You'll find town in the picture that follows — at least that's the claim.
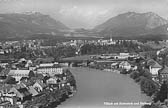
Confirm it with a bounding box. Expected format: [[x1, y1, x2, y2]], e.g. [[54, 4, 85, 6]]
[[0, 38, 168, 108]]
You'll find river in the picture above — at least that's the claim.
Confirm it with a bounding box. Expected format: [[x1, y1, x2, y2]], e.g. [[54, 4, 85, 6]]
[[58, 67, 151, 108]]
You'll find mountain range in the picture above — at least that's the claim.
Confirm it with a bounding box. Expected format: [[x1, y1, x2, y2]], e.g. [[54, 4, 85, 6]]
[[0, 12, 68, 39], [94, 12, 168, 39], [0, 11, 168, 40]]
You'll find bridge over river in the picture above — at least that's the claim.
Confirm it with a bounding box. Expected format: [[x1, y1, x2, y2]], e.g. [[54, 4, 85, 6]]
[[59, 67, 151, 108]]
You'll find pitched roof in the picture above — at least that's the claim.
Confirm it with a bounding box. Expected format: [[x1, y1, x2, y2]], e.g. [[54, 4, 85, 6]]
[[15, 83, 27, 89], [119, 61, 130, 66], [34, 80, 46, 88], [0, 69, 10, 76], [151, 62, 162, 68], [39, 63, 54, 67], [147, 59, 156, 66], [159, 66, 168, 74], [9, 86, 31, 97], [0, 84, 12, 93], [28, 86, 38, 96], [17, 88, 31, 97], [147, 59, 162, 68], [8, 70, 30, 76]]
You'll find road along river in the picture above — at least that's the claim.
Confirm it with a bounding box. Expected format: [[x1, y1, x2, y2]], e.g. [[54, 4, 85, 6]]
[[59, 67, 151, 108]]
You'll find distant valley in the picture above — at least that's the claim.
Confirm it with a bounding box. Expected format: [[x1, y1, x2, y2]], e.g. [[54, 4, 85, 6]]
[[0, 12, 168, 40]]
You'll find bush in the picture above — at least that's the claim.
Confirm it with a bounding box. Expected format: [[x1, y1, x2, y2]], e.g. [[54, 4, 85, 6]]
[[154, 81, 168, 102], [5, 76, 17, 84], [120, 69, 128, 74], [140, 76, 159, 96], [130, 71, 139, 79]]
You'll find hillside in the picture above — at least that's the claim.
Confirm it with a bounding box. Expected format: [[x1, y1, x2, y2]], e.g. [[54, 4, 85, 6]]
[[94, 12, 168, 38], [0, 12, 69, 38]]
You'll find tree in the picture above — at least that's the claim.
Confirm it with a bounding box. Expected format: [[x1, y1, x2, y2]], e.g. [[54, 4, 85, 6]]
[[140, 76, 159, 96], [28, 71, 35, 78], [156, 81, 168, 102], [120, 69, 128, 74], [43, 75, 50, 83], [142, 69, 152, 80], [130, 71, 139, 79], [5, 76, 17, 84]]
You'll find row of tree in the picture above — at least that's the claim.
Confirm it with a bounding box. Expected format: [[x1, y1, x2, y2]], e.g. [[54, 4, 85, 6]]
[[80, 41, 155, 55], [43, 46, 76, 60]]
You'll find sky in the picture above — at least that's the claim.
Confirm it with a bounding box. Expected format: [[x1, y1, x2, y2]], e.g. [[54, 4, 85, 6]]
[[0, 0, 168, 29]]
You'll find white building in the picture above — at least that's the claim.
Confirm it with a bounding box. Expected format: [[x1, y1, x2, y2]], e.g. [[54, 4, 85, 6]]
[[37, 67, 63, 76], [37, 63, 63, 76], [8, 70, 30, 81], [147, 59, 162, 80], [119, 61, 131, 71]]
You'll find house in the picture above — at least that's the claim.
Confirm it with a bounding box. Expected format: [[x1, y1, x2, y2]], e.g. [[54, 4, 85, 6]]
[[8, 85, 32, 103], [0, 62, 8, 68], [115, 53, 130, 59], [28, 66, 36, 71], [119, 61, 131, 71], [46, 77, 58, 84], [0, 85, 13, 94], [0, 101, 12, 108], [0, 49, 4, 55], [0, 76, 7, 83], [25, 60, 33, 68], [147, 59, 162, 75], [33, 81, 46, 92], [0, 69, 10, 76], [111, 62, 118, 69], [129, 52, 138, 58], [27, 86, 38, 97], [18, 58, 26, 63], [0, 92, 17, 106], [8, 70, 31, 81], [159, 66, 168, 83], [0, 85, 17, 106], [147, 59, 162, 80]]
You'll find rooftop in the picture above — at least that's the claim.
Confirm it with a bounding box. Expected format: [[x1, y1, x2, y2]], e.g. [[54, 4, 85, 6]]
[[8, 70, 30, 76], [159, 66, 168, 74]]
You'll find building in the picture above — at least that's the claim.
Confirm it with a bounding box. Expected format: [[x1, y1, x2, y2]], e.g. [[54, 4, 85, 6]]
[[27, 86, 38, 97], [46, 77, 58, 84], [0, 63, 8, 68], [0, 92, 16, 106], [159, 66, 168, 83], [147, 59, 162, 80], [36, 63, 63, 76], [8, 70, 31, 81], [8, 85, 32, 103], [118, 53, 130, 59], [119, 61, 131, 71], [33, 81, 46, 92], [0, 101, 12, 108]]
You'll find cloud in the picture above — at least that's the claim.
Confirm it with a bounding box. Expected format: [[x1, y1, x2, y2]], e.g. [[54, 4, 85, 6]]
[[0, 0, 168, 28]]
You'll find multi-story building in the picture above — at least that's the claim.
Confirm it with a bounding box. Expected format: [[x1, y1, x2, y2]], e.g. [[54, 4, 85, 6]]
[[8, 70, 31, 81], [36, 63, 63, 76]]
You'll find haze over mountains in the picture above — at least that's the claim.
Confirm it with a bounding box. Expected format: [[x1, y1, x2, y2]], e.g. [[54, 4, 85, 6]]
[[0, 12, 68, 39], [94, 12, 168, 37], [0, 11, 168, 40]]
